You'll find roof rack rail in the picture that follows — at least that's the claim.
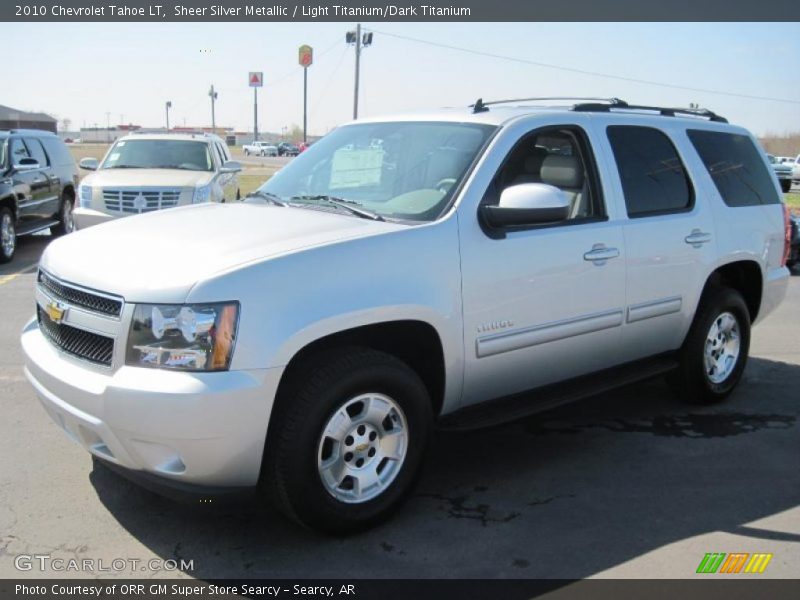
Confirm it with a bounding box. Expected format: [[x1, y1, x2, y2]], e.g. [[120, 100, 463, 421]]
[[471, 97, 626, 114], [572, 101, 728, 123]]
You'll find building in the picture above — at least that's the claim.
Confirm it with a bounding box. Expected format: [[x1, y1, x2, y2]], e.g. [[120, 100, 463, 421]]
[[0, 104, 57, 133]]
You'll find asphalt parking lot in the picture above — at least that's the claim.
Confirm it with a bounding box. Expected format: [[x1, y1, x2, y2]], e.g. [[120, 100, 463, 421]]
[[0, 234, 798, 580]]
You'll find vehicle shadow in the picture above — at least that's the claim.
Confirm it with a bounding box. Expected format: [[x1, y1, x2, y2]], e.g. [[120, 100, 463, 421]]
[[90, 356, 800, 579], [0, 232, 52, 277]]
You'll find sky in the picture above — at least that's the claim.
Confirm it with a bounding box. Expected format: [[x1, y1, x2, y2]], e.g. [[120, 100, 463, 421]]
[[4, 22, 799, 137]]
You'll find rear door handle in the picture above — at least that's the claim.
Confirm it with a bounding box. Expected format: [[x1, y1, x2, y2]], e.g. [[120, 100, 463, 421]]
[[583, 244, 620, 264], [685, 229, 712, 247]]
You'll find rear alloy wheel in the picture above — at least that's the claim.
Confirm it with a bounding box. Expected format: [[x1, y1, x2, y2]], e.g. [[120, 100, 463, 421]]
[[264, 347, 432, 534], [669, 287, 750, 404], [0, 207, 16, 263], [51, 194, 75, 236]]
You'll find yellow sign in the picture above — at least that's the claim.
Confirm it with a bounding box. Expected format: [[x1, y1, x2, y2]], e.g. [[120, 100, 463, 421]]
[[299, 45, 313, 67]]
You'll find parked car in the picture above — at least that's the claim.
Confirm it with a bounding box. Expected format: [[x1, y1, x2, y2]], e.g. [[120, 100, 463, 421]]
[[22, 99, 790, 533], [277, 142, 300, 157], [0, 129, 78, 263], [73, 132, 241, 230], [788, 212, 799, 268], [243, 141, 278, 157], [793, 155, 800, 184], [767, 153, 793, 192]]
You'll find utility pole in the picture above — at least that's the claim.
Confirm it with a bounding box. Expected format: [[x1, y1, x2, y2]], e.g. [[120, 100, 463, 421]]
[[346, 25, 372, 120], [165, 101, 172, 131], [249, 72, 263, 141], [209, 85, 218, 131], [105, 112, 111, 142]]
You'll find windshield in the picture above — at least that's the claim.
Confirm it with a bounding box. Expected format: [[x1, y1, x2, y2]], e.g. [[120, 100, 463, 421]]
[[258, 121, 496, 222], [101, 139, 213, 171]]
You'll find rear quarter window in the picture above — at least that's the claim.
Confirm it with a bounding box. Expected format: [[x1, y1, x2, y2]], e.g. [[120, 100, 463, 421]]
[[39, 137, 76, 168], [687, 130, 781, 207]]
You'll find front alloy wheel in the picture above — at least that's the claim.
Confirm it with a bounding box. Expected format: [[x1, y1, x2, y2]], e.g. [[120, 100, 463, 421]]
[[263, 346, 432, 533], [317, 393, 408, 504]]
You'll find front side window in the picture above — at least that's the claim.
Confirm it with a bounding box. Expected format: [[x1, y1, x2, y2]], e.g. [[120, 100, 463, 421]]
[[481, 126, 604, 222], [259, 121, 496, 222], [687, 129, 781, 207], [9, 138, 31, 166], [607, 126, 693, 218], [101, 139, 213, 171]]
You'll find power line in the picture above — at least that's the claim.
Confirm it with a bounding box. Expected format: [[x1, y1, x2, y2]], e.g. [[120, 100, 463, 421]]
[[368, 28, 800, 106]]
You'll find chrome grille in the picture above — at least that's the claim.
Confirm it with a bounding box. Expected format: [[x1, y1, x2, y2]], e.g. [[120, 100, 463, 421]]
[[102, 188, 182, 214], [38, 270, 122, 317], [37, 306, 114, 366]]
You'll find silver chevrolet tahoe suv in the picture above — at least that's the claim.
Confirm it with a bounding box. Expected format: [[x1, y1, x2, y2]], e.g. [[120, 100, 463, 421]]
[[21, 98, 791, 533]]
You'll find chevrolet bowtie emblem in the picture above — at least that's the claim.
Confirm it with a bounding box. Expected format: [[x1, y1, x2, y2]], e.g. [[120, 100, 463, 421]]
[[45, 301, 66, 324]]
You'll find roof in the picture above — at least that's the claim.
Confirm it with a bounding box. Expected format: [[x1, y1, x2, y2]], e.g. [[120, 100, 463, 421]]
[[350, 99, 740, 131], [0, 104, 57, 123]]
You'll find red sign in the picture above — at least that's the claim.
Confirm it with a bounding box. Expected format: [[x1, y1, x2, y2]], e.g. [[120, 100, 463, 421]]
[[298, 45, 313, 68], [248, 72, 263, 87]]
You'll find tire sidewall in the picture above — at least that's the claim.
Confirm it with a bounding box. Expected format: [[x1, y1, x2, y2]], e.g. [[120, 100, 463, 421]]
[[278, 359, 431, 532], [685, 288, 751, 400]]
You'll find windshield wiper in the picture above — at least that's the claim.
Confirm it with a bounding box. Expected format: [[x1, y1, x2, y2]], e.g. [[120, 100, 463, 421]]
[[289, 195, 384, 221], [245, 190, 286, 206]]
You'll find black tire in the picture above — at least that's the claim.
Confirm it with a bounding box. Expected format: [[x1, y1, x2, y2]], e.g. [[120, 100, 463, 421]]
[[0, 206, 16, 264], [669, 286, 750, 404], [244, 149, 250, 156], [263, 346, 433, 534], [781, 180, 792, 193], [236, 188, 241, 201], [51, 192, 75, 236]]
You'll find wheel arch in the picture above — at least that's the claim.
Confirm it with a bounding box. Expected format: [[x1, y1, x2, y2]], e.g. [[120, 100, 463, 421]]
[[702, 259, 763, 323], [274, 319, 447, 419]]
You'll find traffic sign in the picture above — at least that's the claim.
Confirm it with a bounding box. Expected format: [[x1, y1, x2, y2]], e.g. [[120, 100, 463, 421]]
[[299, 45, 313, 68], [248, 71, 263, 87]]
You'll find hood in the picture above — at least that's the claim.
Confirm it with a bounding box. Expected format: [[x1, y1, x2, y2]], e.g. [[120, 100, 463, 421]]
[[41, 203, 404, 303], [81, 168, 214, 188]]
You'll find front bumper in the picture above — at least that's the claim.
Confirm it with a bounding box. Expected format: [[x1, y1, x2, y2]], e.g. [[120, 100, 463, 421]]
[[21, 317, 283, 488], [73, 207, 116, 230]]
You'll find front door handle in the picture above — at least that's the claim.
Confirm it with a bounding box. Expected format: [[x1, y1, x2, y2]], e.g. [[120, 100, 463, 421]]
[[583, 244, 620, 265], [685, 229, 712, 247]]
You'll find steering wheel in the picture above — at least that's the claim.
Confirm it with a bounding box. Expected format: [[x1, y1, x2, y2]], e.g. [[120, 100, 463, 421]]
[[435, 178, 457, 194]]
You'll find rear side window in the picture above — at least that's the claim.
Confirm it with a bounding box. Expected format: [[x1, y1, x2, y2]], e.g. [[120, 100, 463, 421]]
[[607, 126, 693, 217], [24, 138, 49, 167], [687, 130, 781, 206], [9, 138, 31, 166]]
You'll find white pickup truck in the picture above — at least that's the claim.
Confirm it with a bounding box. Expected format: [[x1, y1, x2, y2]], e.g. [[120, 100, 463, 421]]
[[21, 98, 791, 533], [242, 141, 278, 157]]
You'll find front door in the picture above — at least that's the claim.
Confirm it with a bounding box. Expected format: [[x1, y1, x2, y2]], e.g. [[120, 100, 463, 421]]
[[459, 123, 627, 407]]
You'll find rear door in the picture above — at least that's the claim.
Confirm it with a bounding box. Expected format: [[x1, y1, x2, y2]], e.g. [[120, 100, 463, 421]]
[[599, 123, 717, 361]]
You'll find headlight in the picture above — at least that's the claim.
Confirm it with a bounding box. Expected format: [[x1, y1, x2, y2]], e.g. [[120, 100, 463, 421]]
[[192, 184, 212, 204], [126, 302, 239, 371], [78, 184, 92, 208]]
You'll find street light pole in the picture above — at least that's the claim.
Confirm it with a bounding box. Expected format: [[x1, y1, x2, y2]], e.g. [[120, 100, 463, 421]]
[[353, 23, 361, 119], [209, 85, 218, 131], [165, 101, 172, 131], [105, 112, 111, 142]]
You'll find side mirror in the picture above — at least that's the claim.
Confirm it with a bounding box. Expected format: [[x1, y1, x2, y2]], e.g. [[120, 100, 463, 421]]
[[220, 160, 242, 173], [481, 183, 570, 228], [14, 157, 40, 171], [79, 157, 99, 171]]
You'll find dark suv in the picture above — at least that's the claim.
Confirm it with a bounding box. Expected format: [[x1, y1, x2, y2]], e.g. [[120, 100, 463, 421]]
[[277, 142, 299, 157], [0, 130, 78, 263]]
